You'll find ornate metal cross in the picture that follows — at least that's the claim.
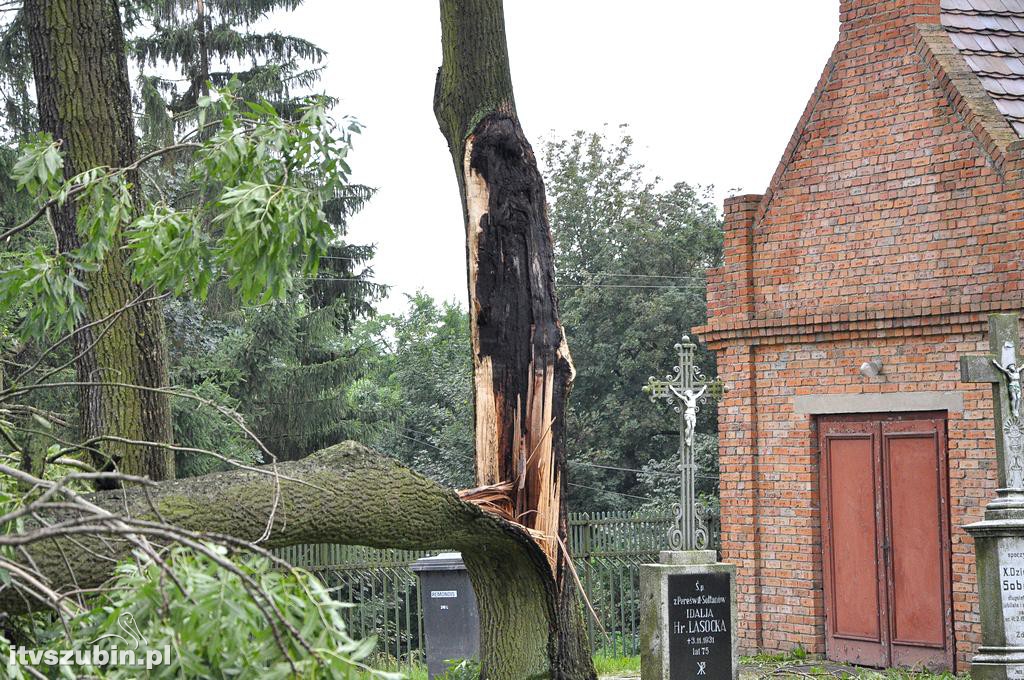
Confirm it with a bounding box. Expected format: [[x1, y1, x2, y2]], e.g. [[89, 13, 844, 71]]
[[643, 335, 725, 551], [960, 314, 1024, 507]]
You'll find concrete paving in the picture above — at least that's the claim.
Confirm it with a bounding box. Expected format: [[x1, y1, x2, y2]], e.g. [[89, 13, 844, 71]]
[[599, 660, 861, 679]]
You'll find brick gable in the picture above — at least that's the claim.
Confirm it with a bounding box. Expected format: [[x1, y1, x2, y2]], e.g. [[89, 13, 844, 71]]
[[697, 0, 1024, 669]]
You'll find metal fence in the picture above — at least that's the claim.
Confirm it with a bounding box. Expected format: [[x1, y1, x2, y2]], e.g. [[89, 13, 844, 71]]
[[275, 544, 428, 663], [572, 511, 671, 657], [275, 509, 719, 662]]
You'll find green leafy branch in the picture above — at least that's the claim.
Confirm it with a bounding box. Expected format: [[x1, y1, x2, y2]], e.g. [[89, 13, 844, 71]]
[[2, 82, 364, 339]]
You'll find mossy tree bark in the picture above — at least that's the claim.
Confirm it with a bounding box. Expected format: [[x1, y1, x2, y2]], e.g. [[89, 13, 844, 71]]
[[23, 0, 175, 481], [2, 442, 560, 680], [435, 2, 594, 678]]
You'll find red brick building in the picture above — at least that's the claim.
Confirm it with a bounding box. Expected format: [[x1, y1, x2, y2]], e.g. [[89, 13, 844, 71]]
[[695, 0, 1024, 671]]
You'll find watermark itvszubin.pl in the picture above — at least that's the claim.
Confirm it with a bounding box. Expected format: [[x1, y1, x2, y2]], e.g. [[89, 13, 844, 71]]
[[7, 612, 172, 671]]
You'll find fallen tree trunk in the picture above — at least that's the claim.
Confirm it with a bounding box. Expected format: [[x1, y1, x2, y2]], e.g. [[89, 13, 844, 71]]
[[2, 442, 558, 678]]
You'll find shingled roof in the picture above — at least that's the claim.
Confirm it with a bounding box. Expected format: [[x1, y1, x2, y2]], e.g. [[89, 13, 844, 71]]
[[941, 0, 1024, 136]]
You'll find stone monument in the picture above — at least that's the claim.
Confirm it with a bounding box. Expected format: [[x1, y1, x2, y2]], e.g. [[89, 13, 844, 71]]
[[640, 336, 737, 680], [960, 314, 1024, 679]]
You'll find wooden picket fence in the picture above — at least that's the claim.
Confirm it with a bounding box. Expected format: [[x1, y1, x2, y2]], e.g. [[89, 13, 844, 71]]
[[274, 510, 719, 664]]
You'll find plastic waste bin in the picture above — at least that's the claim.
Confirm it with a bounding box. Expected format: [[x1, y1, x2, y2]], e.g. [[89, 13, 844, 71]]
[[411, 552, 480, 678]]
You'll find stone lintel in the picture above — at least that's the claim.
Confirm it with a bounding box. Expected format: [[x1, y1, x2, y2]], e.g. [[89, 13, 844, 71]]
[[965, 517, 1024, 538], [793, 391, 964, 415]]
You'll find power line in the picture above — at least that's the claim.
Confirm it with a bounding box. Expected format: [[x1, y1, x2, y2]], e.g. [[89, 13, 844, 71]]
[[314, 258, 706, 280], [303, 260, 709, 291], [402, 424, 456, 445], [299, 277, 391, 285], [568, 482, 655, 502], [558, 282, 706, 290], [298, 275, 702, 291], [574, 460, 719, 480], [388, 427, 475, 461], [387, 426, 719, 483], [569, 272, 707, 281], [386, 426, 719, 506], [388, 425, 721, 481]]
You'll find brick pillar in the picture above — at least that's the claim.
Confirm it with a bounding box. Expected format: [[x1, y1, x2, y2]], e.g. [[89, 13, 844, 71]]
[[707, 194, 760, 320], [840, 0, 940, 36], [717, 342, 762, 655]]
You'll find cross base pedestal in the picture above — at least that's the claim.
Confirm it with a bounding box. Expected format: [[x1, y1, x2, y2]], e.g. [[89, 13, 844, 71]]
[[640, 551, 737, 680], [983, 489, 1024, 519], [966, 519, 1024, 679]]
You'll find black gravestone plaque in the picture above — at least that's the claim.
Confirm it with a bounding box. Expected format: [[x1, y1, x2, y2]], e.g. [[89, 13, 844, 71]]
[[667, 572, 731, 680]]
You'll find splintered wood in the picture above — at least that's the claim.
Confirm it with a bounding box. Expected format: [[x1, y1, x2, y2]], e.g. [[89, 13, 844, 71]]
[[521, 362, 559, 565], [464, 148, 502, 488], [460, 127, 573, 570]]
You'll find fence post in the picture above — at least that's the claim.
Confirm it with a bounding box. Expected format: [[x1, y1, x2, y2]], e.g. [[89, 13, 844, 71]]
[[581, 511, 592, 558]]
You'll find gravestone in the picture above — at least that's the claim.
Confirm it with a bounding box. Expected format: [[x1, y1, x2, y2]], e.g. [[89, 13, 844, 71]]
[[640, 551, 737, 680], [960, 314, 1024, 679]]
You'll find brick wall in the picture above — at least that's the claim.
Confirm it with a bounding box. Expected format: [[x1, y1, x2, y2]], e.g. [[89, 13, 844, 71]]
[[697, 0, 1024, 670], [717, 332, 996, 666]]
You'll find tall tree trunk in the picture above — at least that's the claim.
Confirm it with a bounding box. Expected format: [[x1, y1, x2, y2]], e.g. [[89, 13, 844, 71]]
[[196, 0, 210, 97], [435, 2, 593, 678], [23, 0, 175, 481]]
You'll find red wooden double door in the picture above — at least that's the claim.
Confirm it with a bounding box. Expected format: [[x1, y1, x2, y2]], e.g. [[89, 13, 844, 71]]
[[818, 413, 953, 671]]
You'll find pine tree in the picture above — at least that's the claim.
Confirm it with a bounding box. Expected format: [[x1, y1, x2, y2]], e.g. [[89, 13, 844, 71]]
[[0, 8, 34, 140], [129, 0, 326, 118], [127, 0, 387, 468]]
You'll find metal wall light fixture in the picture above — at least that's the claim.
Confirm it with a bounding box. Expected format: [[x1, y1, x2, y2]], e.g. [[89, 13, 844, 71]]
[[859, 358, 884, 378]]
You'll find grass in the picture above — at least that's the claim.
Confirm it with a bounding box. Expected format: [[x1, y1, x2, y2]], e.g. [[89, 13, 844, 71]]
[[356, 652, 963, 680], [742, 643, 811, 665], [740, 647, 969, 680], [592, 654, 640, 675], [354, 654, 642, 679], [356, 650, 966, 680], [754, 669, 969, 680], [353, 655, 427, 679]]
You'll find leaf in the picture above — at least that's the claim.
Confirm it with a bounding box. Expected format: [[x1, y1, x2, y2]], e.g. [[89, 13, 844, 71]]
[[11, 134, 64, 197]]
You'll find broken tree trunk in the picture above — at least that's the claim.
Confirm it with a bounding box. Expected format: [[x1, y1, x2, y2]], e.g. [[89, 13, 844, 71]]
[[435, 1, 593, 678], [6, 1, 592, 677]]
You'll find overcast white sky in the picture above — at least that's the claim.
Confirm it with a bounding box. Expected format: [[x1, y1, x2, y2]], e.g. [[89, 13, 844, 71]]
[[270, 1, 840, 314]]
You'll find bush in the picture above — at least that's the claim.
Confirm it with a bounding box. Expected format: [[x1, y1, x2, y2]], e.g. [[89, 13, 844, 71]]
[[4, 545, 399, 679]]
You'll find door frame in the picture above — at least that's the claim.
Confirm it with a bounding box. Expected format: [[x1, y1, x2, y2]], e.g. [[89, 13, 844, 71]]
[[817, 411, 954, 671]]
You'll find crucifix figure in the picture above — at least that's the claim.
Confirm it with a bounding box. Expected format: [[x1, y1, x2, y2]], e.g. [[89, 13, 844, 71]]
[[960, 314, 1024, 497], [991, 341, 1022, 420], [643, 335, 724, 551], [671, 384, 708, 448]]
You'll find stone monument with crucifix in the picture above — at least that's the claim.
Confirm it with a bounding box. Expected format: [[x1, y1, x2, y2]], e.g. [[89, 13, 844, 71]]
[[960, 314, 1024, 679], [639, 335, 737, 680]]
